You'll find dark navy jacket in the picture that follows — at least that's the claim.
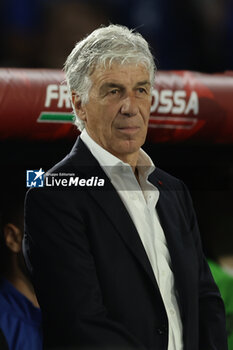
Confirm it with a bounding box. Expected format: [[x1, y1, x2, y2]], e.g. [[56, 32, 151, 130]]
[[24, 137, 228, 350]]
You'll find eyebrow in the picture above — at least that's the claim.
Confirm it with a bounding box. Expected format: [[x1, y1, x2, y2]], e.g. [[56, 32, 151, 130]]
[[135, 81, 151, 87]]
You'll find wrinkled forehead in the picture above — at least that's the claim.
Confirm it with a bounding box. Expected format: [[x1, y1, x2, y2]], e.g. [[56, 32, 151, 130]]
[[89, 61, 151, 86]]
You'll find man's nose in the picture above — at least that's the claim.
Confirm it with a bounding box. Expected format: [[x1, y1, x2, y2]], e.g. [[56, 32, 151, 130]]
[[120, 96, 138, 116]]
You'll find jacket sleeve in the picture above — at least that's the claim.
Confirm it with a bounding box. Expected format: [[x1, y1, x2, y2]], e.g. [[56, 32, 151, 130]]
[[23, 188, 147, 350], [180, 182, 228, 350]]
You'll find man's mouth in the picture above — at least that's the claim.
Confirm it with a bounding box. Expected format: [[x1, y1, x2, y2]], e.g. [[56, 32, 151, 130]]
[[117, 126, 140, 134]]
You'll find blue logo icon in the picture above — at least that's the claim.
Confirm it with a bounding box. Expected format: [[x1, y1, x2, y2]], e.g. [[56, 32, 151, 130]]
[[26, 169, 45, 188]]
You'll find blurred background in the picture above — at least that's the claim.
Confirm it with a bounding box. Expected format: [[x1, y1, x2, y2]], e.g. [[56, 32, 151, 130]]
[[0, 0, 233, 72], [0, 0, 233, 346]]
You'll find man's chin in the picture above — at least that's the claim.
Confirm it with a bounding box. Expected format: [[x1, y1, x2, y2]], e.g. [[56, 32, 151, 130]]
[[110, 141, 142, 160], [121, 138, 145, 152]]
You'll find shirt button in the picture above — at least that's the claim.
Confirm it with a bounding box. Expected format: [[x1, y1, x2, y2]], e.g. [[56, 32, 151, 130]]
[[170, 309, 175, 315], [156, 325, 167, 335], [157, 328, 164, 335]]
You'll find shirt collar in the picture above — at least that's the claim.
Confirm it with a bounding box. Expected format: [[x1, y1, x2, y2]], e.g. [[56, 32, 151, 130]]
[[80, 128, 155, 181]]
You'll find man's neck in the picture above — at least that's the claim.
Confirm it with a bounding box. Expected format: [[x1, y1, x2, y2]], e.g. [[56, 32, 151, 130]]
[[81, 128, 140, 173], [112, 152, 139, 174]]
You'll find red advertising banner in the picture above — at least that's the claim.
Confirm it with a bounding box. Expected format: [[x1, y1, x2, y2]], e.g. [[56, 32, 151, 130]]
[[0, 68, 233, 143]]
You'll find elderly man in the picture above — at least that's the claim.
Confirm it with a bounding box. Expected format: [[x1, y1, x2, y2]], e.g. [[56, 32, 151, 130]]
[[24, 25, 228, 350]]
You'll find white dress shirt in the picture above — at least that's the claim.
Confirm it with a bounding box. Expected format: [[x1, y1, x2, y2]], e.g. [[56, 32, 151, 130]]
[[80, 128, 183, 350]]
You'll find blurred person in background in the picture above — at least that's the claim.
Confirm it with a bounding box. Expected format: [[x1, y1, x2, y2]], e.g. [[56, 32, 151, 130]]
[[0, 185, 42, 350], [209, 258, 233, 350], [195, 187, 233, 350]]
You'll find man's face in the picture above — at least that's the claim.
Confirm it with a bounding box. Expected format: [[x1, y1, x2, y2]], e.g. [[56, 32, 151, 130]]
[[75, 63, 152, 162]]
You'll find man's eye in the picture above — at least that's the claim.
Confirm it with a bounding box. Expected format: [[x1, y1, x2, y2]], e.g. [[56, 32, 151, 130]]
[[138, 87, 146, 93], [109, 89, 119, 95]]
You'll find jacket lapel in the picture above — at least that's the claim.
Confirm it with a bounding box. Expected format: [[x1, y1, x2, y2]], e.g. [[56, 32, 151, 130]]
[[69, 137, 161, 293]]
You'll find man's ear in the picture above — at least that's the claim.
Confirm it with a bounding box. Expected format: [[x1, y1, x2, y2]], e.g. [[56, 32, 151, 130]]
[[72, 92, 86, 121], [4, 224, 22, 254]]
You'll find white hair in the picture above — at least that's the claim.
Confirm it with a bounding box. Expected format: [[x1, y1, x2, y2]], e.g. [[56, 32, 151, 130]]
[[64, 24, 156, 131]]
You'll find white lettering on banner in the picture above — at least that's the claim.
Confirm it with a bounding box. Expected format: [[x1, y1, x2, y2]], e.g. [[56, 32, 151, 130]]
[[172, 91, 186, 114], [185, 91, 199, 114], [45, 84, 71, 108], [57, 85, 71, 108], [45, 85, 59, 107], [151, 90, 199, 115], [158, 90, 173, 114]]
